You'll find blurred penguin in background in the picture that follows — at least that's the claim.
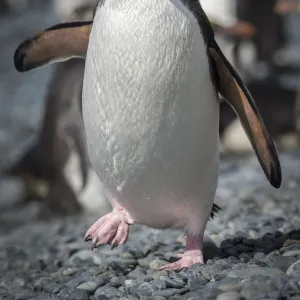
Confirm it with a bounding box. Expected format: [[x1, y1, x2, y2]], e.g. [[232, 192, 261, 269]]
[[4, 0, 110, 218], [218, 0, 300, 153], [275, 0, 300, 138]]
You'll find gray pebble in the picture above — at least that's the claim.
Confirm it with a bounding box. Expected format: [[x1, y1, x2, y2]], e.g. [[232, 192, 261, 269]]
[[137, 282, 154, 297], [228, 267, 283, 278], [216, 278, 241, 292], [77, 281, 99, 293], [120, 252, 135, 259], [231, 263, 247, 270], [216, 291, 242, 300], [282, 240, 300, 249], [286, 259, 300, 275], [120, 258, 138, 266], [95, 295, 109, 300], [34, 277, 56, 292], [151, 279, 167, 291], [123, 279, 141, 293], [151, 270, 169, 279], [95, 286, 124, 298], [161, 276, 185, 288], [152, 289, 178, 298], [138, 258, 151, 268], [68, 250, 102, 266], [62, 268, 78, 276], [128, 248, 145, 259], [240, 282, 273, 299], [283, 250, 300, 257], [169, 271, 187, 283], [253, 252, 266, 260], [150, 259, 168, 269], [108, 276, 123, 288], [58, 287, 89, 300], [66, 277, 86, 289], [127, 267, 146, 279], [267, 256, 295, 272]]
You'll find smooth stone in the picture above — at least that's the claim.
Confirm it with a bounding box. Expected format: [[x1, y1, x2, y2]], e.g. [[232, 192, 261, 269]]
[[160, 276, 185, 289], [120, 259, 138, 266], [228, 267, 284, 278], [169, 272, 187, 283], [231, 263, 247, 270], [150, 259, 168, 270], [283, 240, 300, 248], [217, 279, 242, 292], [123, 279, 142, 293], [66, 277, 86, 289], [34, 277, 56, 292], [253, 252, 266, 260], [62, 268, 78, 276], [68, 250, 102, 266], [129, 248, 146, 259], [283, 250, 300, 257], [286, 259, 300, 275], [127, 268, 147, 279], [216, 291, 242, 300], [95, 296, 109, 300], [138, 258, 151, 268], [109, 276, 123, 288], [280, 244, 300, 254], [95, 286, 124, 298], [240, 283, 273, 299], [90, 265, 109, 275], [152, 287, 190, 298], [120, 252, 135, 259], [151, 279, 167, 291], [77, 281, 98, 293], [137, 282, 154, 297], [58, 287, 89, 300], [152, 271, 169, 279], [267, 256, 295, 272]]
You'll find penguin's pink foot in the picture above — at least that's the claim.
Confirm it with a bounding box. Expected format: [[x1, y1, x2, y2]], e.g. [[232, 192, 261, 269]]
[[161, 235, 204, 271], [84, 207, 134, 249]]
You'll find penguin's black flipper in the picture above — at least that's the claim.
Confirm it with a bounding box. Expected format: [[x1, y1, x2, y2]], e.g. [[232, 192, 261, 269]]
[[209, 47, 282, 189], [14, 21, 92, 72]]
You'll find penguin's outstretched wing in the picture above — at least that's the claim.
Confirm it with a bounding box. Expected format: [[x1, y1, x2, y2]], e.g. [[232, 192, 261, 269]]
[[14, 21, 92, 72], [185, 0, 282, 188], [208, 47, 281, 189]]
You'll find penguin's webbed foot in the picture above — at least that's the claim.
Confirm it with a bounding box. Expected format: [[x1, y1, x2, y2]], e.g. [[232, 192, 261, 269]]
[[84, 207, 134, 250], [160, 234, 204, 271]]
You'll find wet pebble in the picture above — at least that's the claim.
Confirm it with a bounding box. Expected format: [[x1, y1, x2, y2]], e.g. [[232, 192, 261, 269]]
[[150, 259, 168, 270], [95, 286, 124, 298], [216, 291, 242, 300]]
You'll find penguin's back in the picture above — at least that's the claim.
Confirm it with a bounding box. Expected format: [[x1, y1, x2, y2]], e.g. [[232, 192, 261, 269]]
[[82, 0, 219, 231]]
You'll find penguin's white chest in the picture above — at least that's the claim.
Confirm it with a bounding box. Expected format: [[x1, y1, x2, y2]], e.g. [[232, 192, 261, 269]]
[[82, 0, 220, 233]]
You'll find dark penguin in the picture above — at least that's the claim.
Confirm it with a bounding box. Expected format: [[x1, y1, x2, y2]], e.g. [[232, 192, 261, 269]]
[[5, 4, 96, 217], [13, 0, 281, 270]]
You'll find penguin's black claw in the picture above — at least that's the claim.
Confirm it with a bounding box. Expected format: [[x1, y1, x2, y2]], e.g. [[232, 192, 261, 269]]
[[84, 236, 92, 242], [110, 243, 117, 250], [91, 237, 98, 250]]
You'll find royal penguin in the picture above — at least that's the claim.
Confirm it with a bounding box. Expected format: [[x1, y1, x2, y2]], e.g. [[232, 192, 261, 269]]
[[5, 3, 98, 218], [14, 0, 281, 270]]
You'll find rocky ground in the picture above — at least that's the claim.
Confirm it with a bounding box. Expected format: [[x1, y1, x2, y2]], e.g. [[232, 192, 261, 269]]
[[2, 3, 300, 300], [1, 151, 300, 300]]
